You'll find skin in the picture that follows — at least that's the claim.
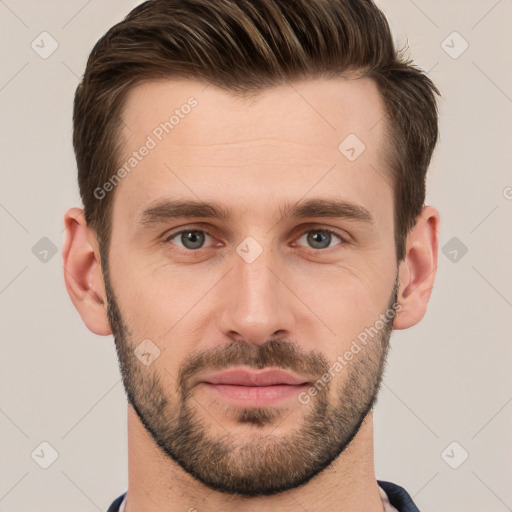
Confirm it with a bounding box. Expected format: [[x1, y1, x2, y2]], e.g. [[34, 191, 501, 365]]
[[63, 77, 440, 512]]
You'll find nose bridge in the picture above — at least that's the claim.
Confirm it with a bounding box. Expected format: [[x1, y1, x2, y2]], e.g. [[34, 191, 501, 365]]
[[218, 237, 294, 344]]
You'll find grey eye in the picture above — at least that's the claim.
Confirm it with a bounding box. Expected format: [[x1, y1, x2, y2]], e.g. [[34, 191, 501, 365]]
[[297, 230, 342, 250], [168, 230, 212, 250]]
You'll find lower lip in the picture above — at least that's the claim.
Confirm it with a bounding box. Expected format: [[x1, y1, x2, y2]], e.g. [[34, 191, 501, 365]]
[[201, 383, 309, 407]]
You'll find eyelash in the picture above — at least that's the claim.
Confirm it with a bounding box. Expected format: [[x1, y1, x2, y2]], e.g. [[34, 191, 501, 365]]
[[162, 226, 349, 253]]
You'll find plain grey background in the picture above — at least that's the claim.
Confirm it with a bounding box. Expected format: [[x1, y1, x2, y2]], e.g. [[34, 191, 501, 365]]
[[1, 0, 511, 510]]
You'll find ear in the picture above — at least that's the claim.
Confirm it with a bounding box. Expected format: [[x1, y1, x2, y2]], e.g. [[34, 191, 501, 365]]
[[393, 205, 440, 330], [62, 207, 112, 336]]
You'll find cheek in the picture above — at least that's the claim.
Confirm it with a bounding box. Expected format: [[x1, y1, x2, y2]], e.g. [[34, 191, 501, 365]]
[[292, 263, 393, 354], [110, 255, 217, 361], [110, 238, 396, 365]]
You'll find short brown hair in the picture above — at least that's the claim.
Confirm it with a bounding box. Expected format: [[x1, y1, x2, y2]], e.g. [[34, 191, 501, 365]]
[[73, 0, 440, 262]]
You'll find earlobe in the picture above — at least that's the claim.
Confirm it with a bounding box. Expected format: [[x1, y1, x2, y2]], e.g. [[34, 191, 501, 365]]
[[62, 207, 112, 336], [393, 205, 440, 330]]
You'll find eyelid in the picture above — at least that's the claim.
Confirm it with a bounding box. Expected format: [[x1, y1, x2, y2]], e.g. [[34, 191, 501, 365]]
[[295, 224, 351, 241], [163, 223, 351, 253], [292, 227, 350, 251], [163, 227, 217, 249]]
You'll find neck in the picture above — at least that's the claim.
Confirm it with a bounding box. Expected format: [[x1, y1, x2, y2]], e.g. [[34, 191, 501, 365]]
[[124, 406, 383, 512]]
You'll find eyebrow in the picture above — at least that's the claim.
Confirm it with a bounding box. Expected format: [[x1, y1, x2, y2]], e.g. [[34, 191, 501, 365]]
[[136, 197, 374, 228]]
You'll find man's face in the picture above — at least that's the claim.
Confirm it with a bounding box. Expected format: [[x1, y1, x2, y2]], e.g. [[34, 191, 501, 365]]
[[103, 78, 399, 495]]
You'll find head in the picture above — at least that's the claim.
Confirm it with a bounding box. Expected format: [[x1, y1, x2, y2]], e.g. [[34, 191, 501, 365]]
[[64, 0, 440, 497]]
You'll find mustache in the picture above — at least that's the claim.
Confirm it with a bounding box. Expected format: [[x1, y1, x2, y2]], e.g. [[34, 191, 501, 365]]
[[178, 338, 330, 392]]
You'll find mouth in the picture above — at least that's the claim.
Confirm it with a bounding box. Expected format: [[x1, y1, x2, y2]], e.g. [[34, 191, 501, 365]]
[[198, 368, 311, 407]]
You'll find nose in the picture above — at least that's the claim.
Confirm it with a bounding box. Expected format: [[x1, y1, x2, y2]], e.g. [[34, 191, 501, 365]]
[[217, 244, 296, 346]]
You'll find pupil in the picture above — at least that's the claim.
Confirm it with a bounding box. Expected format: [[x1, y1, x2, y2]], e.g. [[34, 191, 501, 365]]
[[309, 231, 329, 249], [184, 231, 203, 249]]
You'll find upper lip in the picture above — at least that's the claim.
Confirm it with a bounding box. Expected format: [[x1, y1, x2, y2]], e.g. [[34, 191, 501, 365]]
[[200, 368, 310, 386]]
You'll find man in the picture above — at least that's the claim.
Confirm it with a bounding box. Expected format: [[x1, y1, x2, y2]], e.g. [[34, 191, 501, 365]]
[[62, 0, 440, 510]]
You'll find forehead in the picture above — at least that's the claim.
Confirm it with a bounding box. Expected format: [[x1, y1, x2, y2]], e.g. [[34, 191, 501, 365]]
[[112, 77, 391, 227], [121, 76, 386, 146]]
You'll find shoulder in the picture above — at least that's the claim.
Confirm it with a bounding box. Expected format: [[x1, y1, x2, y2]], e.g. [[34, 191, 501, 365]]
[[377, 480, 421, 512], [106, 491, 127, 512]]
